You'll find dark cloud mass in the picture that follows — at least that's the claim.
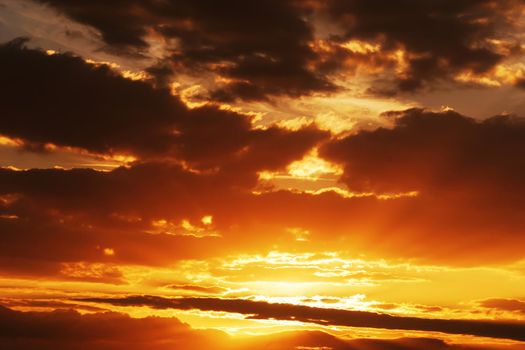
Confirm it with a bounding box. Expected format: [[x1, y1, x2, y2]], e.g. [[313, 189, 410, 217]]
[[0, 305, 522, 350], [79, 295, 525, 342], [321, 108, 525, 195], [0, 39, 326, 171], [32, 0, 525, 98], [319, 0, 523, 93], [0, 305, 228, 350], [35, 0, 338, 100]]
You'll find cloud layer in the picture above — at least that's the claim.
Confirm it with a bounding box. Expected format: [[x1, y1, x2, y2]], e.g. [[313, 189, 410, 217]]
[[78, 295, 525, 342], [31, 0, 525, 99], [0, 39, 327, 171], [1, 305, 523, 350]]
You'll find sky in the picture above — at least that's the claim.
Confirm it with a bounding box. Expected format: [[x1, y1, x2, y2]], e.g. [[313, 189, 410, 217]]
[[1, 0, 525, 349]]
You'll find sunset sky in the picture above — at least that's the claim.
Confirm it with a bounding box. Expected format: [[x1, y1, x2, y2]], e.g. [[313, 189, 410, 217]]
[[1, 1, 525, 349]]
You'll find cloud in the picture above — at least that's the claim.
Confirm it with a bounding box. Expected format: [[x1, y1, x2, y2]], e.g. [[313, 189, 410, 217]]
[[0, 305, 228, 350], [79, 295, 525, 342], [0, 305, 522, 350], [312, 108, 525, 262], [481, 299, 525, 314], [316, 0, 523, 94], [33, 0, 338, 101], [0, 164, 211, 275], [30, 0, 525, 98], [1, 158, 525, 272], [321, 108, 525, 195], [0, 163, 246, 276], [0, 298, 108, 312], [0, 39, 327, 170]]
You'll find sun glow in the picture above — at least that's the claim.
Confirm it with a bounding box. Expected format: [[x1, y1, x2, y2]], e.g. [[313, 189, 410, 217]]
[[287, 150, 343, 180], [341, 40, 381, 54], [2, 1, 525, 348]]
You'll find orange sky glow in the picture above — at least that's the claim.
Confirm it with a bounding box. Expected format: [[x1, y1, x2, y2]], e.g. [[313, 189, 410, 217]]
[[1, 1, 525, 349]]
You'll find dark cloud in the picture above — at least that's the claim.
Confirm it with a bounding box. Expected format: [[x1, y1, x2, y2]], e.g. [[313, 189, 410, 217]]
[[0, 305, 228, 350], [321, 108, 525, 195], [0, 299, 108, 312], [32, 0, 525, 98], [317, 0, 523, 94], [0, 37, 183, 157], [0, 39, 326, 171], [34, 0, 338, 100], [0, 305, 521, 350], [79, 295, 525, 342]]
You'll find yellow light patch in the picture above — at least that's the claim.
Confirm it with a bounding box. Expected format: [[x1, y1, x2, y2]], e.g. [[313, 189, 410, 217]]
[[103, 248, 115, 256], [202, 215, 213, 225], [341, 40, 381, 54], [287, 150, 343, 180]]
